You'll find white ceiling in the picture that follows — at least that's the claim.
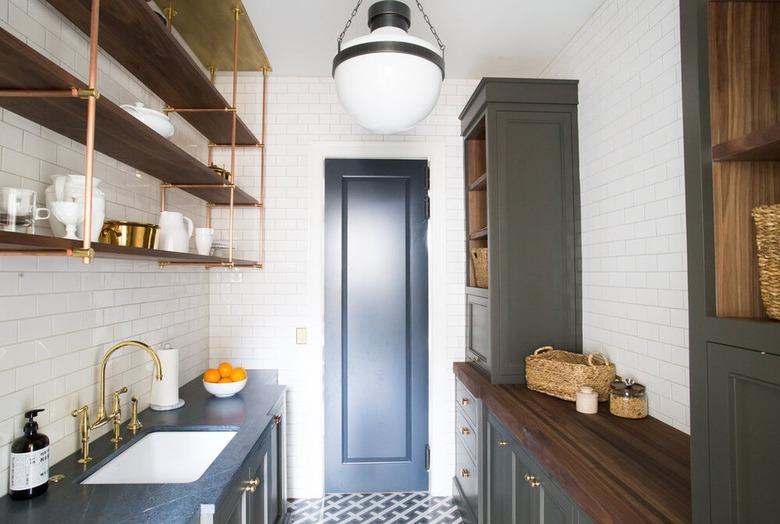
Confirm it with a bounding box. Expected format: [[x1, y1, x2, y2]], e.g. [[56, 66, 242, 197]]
[[244, 0, 604, 78]]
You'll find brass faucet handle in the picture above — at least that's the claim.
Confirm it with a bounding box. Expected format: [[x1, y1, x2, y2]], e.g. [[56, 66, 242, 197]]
[[110, 387, 128, 443], [127, 396, 143, 433], [71, 405, 92, 464]]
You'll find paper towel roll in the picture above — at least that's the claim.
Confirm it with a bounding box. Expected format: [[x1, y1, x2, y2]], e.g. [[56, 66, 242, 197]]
[[150, 344, 181, 410]]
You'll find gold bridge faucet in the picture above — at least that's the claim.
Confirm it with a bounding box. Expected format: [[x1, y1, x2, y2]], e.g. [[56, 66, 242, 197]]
[[71, 340, 163, 463]]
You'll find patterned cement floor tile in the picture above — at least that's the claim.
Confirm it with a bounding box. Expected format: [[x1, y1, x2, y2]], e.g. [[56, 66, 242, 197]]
[[288, 492, 464, 523]]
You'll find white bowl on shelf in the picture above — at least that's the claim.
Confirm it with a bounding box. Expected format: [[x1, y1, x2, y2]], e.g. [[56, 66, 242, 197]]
[[121, 102, 175, 139], [203, 378, 247, 398]]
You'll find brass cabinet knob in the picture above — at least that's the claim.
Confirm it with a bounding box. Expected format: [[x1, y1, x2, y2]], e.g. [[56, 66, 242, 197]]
[[460, 426, 471, 436], [243, 477, 261, 493], [524, 473, 541, 487], [469, 355, 480, 363], [497, 440, 508, 447], [460, 398, 470, 406], [460, 468, 471, 478], [273, 415, 282, 426]]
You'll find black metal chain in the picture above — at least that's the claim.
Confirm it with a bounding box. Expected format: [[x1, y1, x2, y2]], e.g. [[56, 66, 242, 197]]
[[415, 0, 446, 56], [336, 0, 446, 57], [337, 0, 364, 51]]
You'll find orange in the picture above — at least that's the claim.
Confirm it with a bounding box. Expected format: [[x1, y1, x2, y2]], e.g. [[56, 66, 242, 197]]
[[218, 362, 233, 378], [230, 367, 247, 382], [203, 369, 221, 383], [218, 377, 232, 383]]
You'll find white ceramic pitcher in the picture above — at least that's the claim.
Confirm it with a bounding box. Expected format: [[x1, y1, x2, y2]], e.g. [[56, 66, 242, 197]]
[[158, 211, 193, 253]]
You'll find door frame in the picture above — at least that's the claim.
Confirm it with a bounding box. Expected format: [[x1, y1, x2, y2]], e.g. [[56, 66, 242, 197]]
[[307, 141, 448, 496]]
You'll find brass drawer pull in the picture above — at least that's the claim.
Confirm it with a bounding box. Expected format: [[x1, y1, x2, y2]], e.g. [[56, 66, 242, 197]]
[[460, 398, 471, 406], [460, 468, 471, 478], [243, 477, 261, 493], [524, 473, 540, 487], [460, 426, 471, 436], [497, 440, 508, 447]]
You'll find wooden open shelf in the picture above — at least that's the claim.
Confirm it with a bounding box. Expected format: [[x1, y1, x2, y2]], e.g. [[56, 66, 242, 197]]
[[470, 228, 488, 240], [469, 172, 487, 191], [466, 117, 488, 289], [0, 230, 255, 266], [0, 28, 257, 206], [708, 1, 780, 319], [45, 0, 259, 146], [713, 123, 780, 161]]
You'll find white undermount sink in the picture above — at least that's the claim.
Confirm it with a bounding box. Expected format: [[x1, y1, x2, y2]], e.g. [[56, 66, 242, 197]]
[[81, 430, 237, 484]]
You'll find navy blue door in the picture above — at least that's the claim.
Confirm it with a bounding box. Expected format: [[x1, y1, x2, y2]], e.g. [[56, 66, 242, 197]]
[[324, 159, 429, 493]]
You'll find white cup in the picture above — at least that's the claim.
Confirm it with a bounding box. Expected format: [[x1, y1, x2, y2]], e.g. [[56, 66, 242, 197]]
[[195, 228, 214, 256]]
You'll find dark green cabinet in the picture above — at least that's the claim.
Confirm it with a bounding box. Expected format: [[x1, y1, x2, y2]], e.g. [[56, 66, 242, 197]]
[[680, 1, 780, 520], [706, 344, 780, 523], [461, 78, 581, 384], [486, 412, 588, 524]]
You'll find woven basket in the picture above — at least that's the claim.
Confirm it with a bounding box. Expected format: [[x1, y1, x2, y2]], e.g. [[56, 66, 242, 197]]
[[471, 248, 488, 288], [525, 346, 616, 402], [752, 204, 780, 320]]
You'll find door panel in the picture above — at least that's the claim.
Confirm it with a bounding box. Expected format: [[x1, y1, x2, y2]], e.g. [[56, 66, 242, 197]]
[[707, 343, 780, 523], [324, 159, 429, 492], [487, 417, 513, 524], [538, 472, 575, 524]]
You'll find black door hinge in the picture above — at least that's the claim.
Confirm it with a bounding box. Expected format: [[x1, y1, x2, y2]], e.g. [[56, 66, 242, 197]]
[[424, 196, 431, 219], [425, 164, 431, 190], [425, 444, 431, 471]]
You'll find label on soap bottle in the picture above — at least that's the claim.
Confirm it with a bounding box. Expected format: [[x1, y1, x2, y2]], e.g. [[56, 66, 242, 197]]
[[9, 448, 49, 490]]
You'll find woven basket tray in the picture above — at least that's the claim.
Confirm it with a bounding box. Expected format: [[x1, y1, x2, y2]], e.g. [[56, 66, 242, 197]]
[[471, 248, 488, 288], [525, 346, 616, 402], [752, 204, 780, 320]]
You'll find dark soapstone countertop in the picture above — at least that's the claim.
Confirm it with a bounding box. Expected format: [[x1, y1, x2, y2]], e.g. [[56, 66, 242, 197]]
[[0, 370, 285, 524]]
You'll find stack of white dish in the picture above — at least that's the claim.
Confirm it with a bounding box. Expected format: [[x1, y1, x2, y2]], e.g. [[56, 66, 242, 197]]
[[45, 174, 105, 241], [120, 102, 175, 139]]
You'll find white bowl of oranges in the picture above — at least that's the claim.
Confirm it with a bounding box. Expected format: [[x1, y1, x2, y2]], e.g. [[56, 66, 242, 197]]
[[203, 362, 248, 398]]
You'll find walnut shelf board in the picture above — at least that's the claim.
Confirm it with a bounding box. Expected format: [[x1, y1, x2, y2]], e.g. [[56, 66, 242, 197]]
[[0, 231, 255, 265], [469, 228, 488, 240], [468, 172, 487, 191], [45, 0, 259, 146], [453, 362, 691, 523], [712, 123, 780, 161], [0, 28, 257, 206]]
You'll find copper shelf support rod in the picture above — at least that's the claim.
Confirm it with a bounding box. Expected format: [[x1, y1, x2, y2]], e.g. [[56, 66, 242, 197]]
[[207, 203, 262, 208], [0, 88, 79, 98], [225, 5, 241, 265], [78, 0, 101, 265], [208, 143, 264, 149], [160, 183, 235, 189], [0, 248, 94, 258], [163, 107, 237, 113]]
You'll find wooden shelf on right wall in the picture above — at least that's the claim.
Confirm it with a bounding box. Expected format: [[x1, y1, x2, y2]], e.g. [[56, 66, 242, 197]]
[[712, 122, 780, 161]]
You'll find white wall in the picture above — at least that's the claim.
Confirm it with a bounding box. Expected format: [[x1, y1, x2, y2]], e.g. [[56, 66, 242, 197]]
[[0, 0, 212, 494], [542, 0, 689, 432], [208, 75, 478, 498]]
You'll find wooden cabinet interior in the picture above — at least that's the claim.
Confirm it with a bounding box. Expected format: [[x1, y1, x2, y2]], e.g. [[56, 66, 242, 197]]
[[708, 1, 780, 319], [466, 117, 488, 288]]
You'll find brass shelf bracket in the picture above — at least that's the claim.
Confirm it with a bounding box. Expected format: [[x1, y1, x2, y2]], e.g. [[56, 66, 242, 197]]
[[77, 87, 100, 99]]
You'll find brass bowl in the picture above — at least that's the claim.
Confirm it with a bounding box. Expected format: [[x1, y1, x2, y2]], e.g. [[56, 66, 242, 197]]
[[99, 220, 159, 249]]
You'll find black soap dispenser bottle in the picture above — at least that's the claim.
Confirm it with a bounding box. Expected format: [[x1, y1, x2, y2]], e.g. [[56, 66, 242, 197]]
[[9, 409, 50, 500]]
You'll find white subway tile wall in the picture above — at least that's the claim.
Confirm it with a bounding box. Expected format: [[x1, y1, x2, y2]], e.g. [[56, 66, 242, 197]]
[[0, 0, 211, 494], [542, 0, 689, 432], [207, 74, 478, 498]]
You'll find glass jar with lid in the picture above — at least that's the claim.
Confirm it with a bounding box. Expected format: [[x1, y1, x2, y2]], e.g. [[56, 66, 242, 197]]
[[609, 378, 648, 419]]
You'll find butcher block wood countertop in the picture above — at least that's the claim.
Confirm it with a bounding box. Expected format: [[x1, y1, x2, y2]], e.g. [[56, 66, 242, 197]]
[[453, 362, 691, 523]]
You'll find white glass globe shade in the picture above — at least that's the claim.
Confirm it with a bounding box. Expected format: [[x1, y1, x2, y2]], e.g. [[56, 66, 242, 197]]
[[334, 27, 443, 134]]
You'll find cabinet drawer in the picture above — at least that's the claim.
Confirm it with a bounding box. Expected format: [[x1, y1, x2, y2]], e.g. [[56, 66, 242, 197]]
[[456, 407, 477, 462], [455, 437, 479, 517], [456, 379, 478, 427]]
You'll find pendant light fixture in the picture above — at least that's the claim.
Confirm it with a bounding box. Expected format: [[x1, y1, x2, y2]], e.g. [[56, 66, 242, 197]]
[[332, 0, 446, 134]]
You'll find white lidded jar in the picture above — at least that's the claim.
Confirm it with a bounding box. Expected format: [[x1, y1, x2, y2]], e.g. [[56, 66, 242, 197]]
[[575, 386, 599, 415]]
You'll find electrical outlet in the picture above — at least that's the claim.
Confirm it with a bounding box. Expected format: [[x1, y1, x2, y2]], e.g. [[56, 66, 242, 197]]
[[295, 328, 307, 345]]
